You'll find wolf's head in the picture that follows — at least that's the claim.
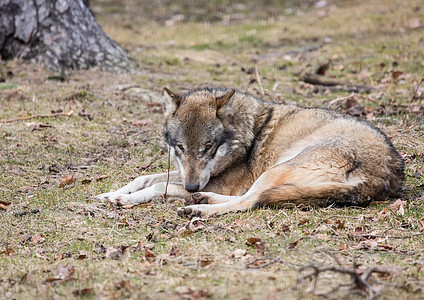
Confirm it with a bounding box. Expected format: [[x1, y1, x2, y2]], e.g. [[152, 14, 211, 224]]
[[162, 87, 239, 192]]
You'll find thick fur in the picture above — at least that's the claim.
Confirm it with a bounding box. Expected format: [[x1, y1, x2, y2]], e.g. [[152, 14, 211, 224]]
[[96, 87, 404, 217]]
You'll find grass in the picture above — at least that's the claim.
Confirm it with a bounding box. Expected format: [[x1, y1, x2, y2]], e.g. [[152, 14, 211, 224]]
[[1, 0, 424, 298]]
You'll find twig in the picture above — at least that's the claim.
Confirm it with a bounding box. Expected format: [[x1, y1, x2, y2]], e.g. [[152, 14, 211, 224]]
[[352, 232, 424, 239], [410, 74, 424, 103], [246, 256, 281, 269], [298, 262, 390, 299], [254, 65, 265, 96], [324, 92, 355, 108], [302, 73, 377, 91], [0, 110, 74, 123]]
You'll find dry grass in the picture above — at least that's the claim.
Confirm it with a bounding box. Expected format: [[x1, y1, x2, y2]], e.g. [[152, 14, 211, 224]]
[[1, 0, 424, 299]]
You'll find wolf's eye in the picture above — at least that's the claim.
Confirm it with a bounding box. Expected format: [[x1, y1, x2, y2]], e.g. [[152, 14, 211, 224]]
[[204, 143, 212, 152], [176, 144, 184, 152]]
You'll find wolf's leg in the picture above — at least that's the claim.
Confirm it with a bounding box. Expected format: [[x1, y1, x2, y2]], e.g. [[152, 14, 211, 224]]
[[177, 171, 271, 217], [177, 151, 363, 217], [189, 192, 238, 204], [95, 170, 181, 203], [113, 182, 190, 207]]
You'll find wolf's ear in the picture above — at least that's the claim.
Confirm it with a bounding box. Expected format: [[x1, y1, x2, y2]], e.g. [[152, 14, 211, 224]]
[[164, 87, 182, 114], [215, 89, 235, 110]]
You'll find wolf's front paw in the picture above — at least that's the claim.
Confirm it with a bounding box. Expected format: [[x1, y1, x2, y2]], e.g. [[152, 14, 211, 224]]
[[177, 205, 209, 218], [184, 192, 210, 205], [95, 192, 119, 204]]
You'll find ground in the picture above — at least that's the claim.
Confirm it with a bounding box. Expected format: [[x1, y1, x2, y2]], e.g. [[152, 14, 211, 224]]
[[1, 0, 424, 299]]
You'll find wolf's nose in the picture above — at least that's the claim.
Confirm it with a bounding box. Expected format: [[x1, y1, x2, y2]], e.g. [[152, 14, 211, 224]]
[[185, 183, 199, 193]]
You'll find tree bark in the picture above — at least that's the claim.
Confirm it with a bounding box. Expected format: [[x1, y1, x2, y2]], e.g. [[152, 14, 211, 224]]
[[0, 0, 138, 72]]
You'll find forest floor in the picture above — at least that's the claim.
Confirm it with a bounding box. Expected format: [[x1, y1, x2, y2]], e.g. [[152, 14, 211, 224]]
[[1, 0, 424, 299]]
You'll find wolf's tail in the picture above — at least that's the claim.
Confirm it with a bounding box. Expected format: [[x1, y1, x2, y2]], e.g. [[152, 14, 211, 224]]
[[254, 182, 368, 208]]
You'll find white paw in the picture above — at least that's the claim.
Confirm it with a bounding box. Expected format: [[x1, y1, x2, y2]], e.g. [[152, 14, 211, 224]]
[[95, 192, 120, 204], [115, 192, 154, 207]]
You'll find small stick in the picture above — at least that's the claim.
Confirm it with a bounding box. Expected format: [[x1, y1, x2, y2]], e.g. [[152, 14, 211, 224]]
[[0, 111, 74, 123], [352, 232, 424, 239], [410, 74, 424, 103], [324, 92, 355, 108], [254, 65, 265, 96]]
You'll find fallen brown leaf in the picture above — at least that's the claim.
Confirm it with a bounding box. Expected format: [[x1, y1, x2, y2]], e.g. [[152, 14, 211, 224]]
[[145, 249, 156, 262], [408, 18, 421, 29], [231, 249, 247, 258], [106, 246, 128, 260], [392, 71, 404, 80], [339, 243, 349, 251], [72, 288, 94, 296], [0, 200, 12, 211], [169, 244, 182, 257], [390, 199, 406, 215], [18, 186, 36, 193], [246, 237, 261, 246], [30, 234, 45, 245], [131, 119, 152, 127], [287, 240, 299, 250], [198, 254, 214, 267], [45, 264, 75, 283], [0, 244, 14, 256], [59, 175, 75, 188], [77, 250, 87, 260]]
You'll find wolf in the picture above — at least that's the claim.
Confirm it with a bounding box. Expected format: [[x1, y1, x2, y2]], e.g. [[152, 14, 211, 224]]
[[96, 87, 404, 217]]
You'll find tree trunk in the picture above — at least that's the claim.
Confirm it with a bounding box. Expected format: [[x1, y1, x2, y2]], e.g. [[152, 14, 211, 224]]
[[0, 0, 138, 72]]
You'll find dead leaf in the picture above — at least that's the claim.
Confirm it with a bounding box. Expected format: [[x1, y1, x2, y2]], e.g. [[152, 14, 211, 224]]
[[18, 186, 36, 193], [72, 288, 94, 296], [45, 264, 75, 283], [145, 249, 156, 262], [246, 237, 261, 246], [189, 218, 205, 232], [0, 244, 14, 256], [147, 102, 162, 107], [198, 254, 214, 267], [94, 243, 106, 254], [317, 233, 329, 240], [339, 243, 349, 251], [354, 226, 366, 234], [54, 252, 72, 260], [176, 286, 211, 299], [81, 178, 92, 184], [390, 199, 407, 215], [298, 218, 309, 225], [169, 244, 182, 257], [96, 174, 109, 182], [0, 200, 12, 211], [246, 237, 265, 256], [59, 175, 75, 188], [255, 241, 265, 256], [81, 174, 109, 185], [287, 240, 299, 250], [333, 219, 345, 230], [392, 71, 403, 80], [408, 18, 421, 29], [377, 207, 391, 219], [131, 119, 152, 127], [106, 246, 128, 260], [25, 122, 53, 131], [77, 250, 87, 260], [30, 234, 45, 245], [231, 249, 247, 258]]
